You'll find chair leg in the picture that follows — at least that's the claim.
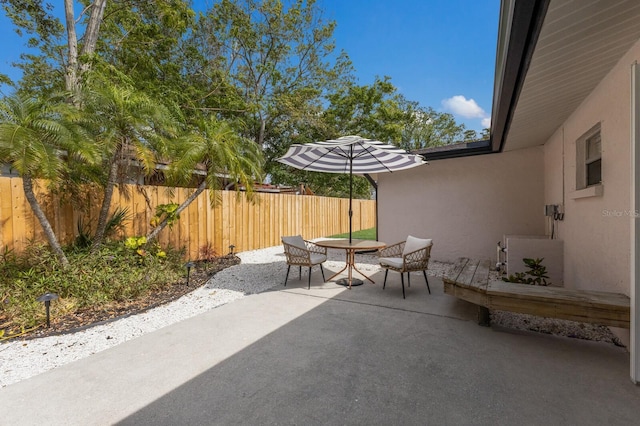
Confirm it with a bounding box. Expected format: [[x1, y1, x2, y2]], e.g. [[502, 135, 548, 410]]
[[407, 272, 411, 288], [423, 270, 431, 294], [320, 264, 326, 282], [284, 265, 291, 286], [400, 273, 406, 299], [299, 266, 302, 280], [383, 269, 389, 289], [308, 267, 312, 289]]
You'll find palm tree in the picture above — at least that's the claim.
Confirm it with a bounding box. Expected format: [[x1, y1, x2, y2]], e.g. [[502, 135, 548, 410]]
[[78, 80, 180, 252], [146, 116, 264, 243], [0, 94, 96, 267]]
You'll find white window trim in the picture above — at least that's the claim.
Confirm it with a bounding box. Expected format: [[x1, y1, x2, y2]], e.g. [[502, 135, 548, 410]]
[[575, 123, 603, 196], [570, 184, 603, 199]]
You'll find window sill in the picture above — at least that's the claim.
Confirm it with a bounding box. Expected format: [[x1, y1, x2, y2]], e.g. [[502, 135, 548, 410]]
[[570, 184, 603, 199]]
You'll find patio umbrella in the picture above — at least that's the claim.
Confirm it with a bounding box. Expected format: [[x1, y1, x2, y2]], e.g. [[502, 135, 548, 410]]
[[277, 135, 427, 243]]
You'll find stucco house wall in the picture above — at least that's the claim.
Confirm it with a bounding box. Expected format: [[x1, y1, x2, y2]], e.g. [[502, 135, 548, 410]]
[[542, 38, 640, 296], [377, 146, 545, 262]]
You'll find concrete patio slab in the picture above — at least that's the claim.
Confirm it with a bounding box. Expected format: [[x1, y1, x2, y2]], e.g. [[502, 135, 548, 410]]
[[2, 273, 640, 425]]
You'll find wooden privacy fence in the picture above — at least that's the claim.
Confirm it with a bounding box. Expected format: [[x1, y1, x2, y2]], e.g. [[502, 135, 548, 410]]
[[0, 177, 376, 259]]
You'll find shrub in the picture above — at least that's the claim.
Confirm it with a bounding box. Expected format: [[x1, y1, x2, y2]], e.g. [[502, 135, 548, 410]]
[[0, 241, 185, 337], [502, 257, 551, 286]]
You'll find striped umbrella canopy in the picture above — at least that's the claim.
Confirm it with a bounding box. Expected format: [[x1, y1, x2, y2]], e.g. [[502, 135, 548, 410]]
[[277, 135, 427, 242]]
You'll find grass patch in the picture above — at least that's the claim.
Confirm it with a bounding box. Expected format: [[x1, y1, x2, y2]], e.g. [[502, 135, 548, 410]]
[[328, 227, 377, 240]]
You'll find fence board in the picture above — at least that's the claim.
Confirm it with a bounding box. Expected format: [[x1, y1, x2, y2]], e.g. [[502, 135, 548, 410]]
[[0, 177, 376, 258], [214, 192, 226, 254], [0, 178, 13, 252], [133, 187, 146, 237], [11, 179, 26, 252]]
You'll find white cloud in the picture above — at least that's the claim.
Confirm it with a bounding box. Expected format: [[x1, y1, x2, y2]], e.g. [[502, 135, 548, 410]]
[[442, 95, 491, 129], [442, 95, 486, 118]]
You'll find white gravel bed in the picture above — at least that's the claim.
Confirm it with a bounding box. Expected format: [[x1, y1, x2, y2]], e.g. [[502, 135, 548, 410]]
[[0, 246, 287, 388], [0, 245, 624, 388], [487, 269, 624, 347]]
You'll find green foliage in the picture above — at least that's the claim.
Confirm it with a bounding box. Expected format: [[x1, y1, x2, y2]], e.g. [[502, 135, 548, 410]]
[[165, 116, 265, 200], [151, 203, 180, 229], [204, 0, 348, 146], [502, 257, 551, 286], [0, 0, 67, 96], [76, 73, 182, 250], [75, 207, 131, 248], [266, 77, 407, 199], [95, 0, 197, 105], [0, 72, 13, 90], [78, 73, 180, 174], [265, 75, 473, 198], [324, 76, 408, 142], [105, 206, 131, 237], [124, 236, 167, 259], [2, 0, 478, 231], [74, 217, 93, 249], [0, 92, 98, 266], [0, 93, 97, 181], [399, 105, 467, 150], [124, 236, 147, 251], [0, 242, 184, 334]]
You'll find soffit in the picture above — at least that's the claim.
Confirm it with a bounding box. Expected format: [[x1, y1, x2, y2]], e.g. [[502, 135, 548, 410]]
[[503, 0, 640, 151]]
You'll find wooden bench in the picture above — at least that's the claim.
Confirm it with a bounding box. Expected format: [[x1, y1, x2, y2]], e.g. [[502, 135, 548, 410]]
[[443, 257, 630, 328]]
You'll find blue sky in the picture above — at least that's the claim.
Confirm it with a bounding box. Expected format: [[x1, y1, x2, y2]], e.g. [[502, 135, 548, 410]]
[[322, 0, 499, 131], [0, 0, 499, 132]]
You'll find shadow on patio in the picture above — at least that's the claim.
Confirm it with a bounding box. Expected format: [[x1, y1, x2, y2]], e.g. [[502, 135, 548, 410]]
[[2, 251, 640, 425], [120, 262, 640, 424]]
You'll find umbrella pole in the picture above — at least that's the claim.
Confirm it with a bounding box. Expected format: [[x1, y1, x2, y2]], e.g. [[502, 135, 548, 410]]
[[349, 147, 353, 244]]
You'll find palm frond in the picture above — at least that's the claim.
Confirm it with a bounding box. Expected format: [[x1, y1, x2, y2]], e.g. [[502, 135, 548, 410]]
[[0, 93, 85, 179]]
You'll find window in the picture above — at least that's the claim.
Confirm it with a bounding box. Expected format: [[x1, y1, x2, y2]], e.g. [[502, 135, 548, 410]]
[[576, 124, 602, 190], [585, 131, 601, 186]]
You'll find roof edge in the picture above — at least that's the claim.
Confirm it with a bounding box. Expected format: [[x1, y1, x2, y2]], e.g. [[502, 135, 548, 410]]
[[491, 0, 550, 153], [413, 0, 549, 162], [417, 140, 492, 161]]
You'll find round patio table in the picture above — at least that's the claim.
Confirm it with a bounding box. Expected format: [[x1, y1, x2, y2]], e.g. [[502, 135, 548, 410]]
[[315, 239, 386, 289]]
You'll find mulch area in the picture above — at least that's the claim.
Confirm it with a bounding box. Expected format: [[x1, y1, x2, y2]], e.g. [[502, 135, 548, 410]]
[[10, 255, 241, 340]]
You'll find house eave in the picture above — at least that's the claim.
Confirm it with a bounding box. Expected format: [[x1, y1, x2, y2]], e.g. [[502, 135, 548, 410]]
[[498, 0, 640, 152], [491, 0, 550, 154]]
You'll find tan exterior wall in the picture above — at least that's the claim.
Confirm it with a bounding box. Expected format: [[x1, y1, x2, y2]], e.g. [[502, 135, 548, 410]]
[[543, 38, 640, 296], [377, 147, 545, 262]]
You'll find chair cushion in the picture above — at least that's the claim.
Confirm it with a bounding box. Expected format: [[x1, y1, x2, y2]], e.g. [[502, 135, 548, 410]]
[[282, 235, 306, 250], [379, 257, 403, 269], [403, 235, 432, 256], [310, 253, 327, 265]]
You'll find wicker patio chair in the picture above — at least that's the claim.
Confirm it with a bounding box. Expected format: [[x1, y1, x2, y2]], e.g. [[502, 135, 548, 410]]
[[378, 235, 433, 298], [281, 235, 327, 289]]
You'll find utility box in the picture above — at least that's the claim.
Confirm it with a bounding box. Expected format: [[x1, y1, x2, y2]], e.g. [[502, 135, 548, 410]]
[[504, 235, 564, 286]]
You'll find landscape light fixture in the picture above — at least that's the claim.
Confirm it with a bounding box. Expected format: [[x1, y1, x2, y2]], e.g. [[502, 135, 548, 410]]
[[36, 293, 59, 328], [229, 245, 235, 256], [185, 261, 195, 286]]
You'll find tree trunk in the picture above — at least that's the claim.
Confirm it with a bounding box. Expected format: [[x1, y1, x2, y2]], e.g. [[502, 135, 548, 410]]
[[22, 175, 70, 268], [146, 181, 207, 243], [258, 117, 266, 148], [63, 0, 108, 94], [90, 157, 119, 253], [63, 0, 79, 95], [79, 0, 107, 75]]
